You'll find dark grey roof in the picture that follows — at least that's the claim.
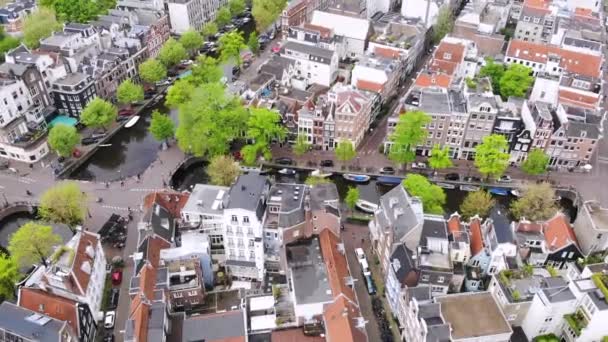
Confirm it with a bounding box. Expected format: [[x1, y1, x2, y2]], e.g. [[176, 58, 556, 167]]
[[227, 172, 268, 219], [268, 183, 306, 228], [377, 186, 423, 243], [259, 55, 295, 80], [420, 217, 448, 247], [468, 93, 498, 110], [182, 184, 228, 216], [390, 244, 416, 285], [566, 121, 600, 140], [282, 41, 334, 64], [286, 237, 332, 305], [489, 207, 514, 244], [449, 90, 467, 113], [532, 102, 553, 121], [309, 183, 340, 213], [142, 203, 175, 243], [0, 63, 28, 76], [419, 90, 451, 113], [542, 285, 575, 303], [0, 302, 67, 342], [182, 311, 245, 342], [407, 285, 431, 302], [427, 323, 452, 342], [418, 269, 453, 286]]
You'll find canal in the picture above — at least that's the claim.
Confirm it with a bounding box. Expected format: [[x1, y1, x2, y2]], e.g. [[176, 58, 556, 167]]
[[0, 210, 73, 251]]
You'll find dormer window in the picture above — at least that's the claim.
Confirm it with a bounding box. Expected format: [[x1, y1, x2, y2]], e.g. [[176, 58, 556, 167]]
[[443, 53, 452, 60]]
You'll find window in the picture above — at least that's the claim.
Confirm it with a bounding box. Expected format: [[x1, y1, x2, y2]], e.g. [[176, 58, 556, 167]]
[[438, 276, 445, 283], [421, 275, 429, 281], [231, 215, 237, 223], [507, 314, 517, 321], [443, 53, 452, 60], [188, 290, 197, 296], [243, 216, 249, 224], [174, 292, 183, 298]]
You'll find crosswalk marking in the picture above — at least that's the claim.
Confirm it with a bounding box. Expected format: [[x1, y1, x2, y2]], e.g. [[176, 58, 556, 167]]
[[597, 157, 608, 164], [101, 205, 130, 211], [129, 188, 166, 192]]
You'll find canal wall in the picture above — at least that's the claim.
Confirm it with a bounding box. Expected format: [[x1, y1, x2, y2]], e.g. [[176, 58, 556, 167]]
[[0, 202, 36, 222]]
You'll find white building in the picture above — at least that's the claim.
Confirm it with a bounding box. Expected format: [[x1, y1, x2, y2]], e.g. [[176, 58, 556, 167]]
[[309, 10, 370, 58], [366, 0, 391, 18], [573, 201, 608, 256], [562, 271, 608, 341], [281, 40, 338, 87], [401, 0, 440, 28], [166, 0, 227, 34], [563, 0, 600, 12]]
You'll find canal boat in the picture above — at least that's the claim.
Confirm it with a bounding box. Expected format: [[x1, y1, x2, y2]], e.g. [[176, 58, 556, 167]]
[[460, 184, 480, 192], [511, 189, 522, 197], [355, 199, 378, 214], [489, 187, 509, 196], [278, 168, 296, 176], [343, 173, 371, 183], [311, 169, 332, 178], [125, 116, 140, 128], [436, 182, 456, 189], [377, 176, 402, 185]]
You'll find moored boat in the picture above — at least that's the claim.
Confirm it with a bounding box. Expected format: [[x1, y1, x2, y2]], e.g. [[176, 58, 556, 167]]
[[355, 199, 378, 214], [436, 182, 456, 189], [125, 116, 140, 128], [511, 189, 522, 197], [489, 187, 509, 196], [311, 169, 332, 178], [278, 168, 296, 175], [460, 184, 480, 192], [343, 173, 371, 183], [377, 176, 402, 185]]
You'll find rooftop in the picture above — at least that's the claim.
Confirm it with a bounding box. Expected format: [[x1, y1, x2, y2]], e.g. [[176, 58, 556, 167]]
[[227, 172, 268, 218], [182, 311, 246, 342], [267, 183, 306, 228], [0, 302, 69, 342], [182, 184, 228, 216], [310, 10, 370, 41], [286, 236, 333, 305]]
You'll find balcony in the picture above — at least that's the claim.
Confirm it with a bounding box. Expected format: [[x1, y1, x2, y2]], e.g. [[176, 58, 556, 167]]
[[11, 127, 48, 148], [564, 310, 588, 336]]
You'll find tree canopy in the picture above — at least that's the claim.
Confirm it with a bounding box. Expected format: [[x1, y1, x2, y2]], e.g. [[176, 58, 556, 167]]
[[459, 190, 495, 219], [345, 187, 360, 211], [478, 58, 505, 94], [522, 148, 549, 176], [0, 254, 20, 300], [248, 31, 260, 55], [149, 110, 175, 143], [216, 7, 232, 27], [80, 97, 117, 130], [293, 134, 310, 157], [9, 222, 62, 267], [48, 124, 80, 157], [138, 59, 167, 84], [241, 107, 286, 164], [511, 183, 559, 221], [50, 0, 99, 23], [402, 174, 445, 215], [207, 155, 240, 186], [432, 6, 454, 43], [219, 31, 246, 65], [179, 29, 203, 55], [252, 0, 286, 32], [191, 56, 223, 85], [428, 145, 453, 170], [23, 7, 62, 49], [229, 0, 246, 16], [335, 140, 356, 163], [202, 22, 218, 38], [0, 27, 20, 62], [39, 182, 88, 227], [165, 79, 195, 108], [474, 134, 510, 179], [159, 38, 188, 67], [388, 111, 431, 167], [116, 79, 144, 105], [500, 63, 534, 99]]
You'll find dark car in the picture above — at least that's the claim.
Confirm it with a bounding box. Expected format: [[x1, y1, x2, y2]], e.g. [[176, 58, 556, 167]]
[[464, 176, 482, 182], [363, 273, 376, 295], [320, 160, 334, 167], [379, 166, 395, 175], [109, 288, 120, 309], [445, 173, 460, 181], [81, 137, 97, 145], [104, 334, 114, 342], [275, 157, 293, 165]]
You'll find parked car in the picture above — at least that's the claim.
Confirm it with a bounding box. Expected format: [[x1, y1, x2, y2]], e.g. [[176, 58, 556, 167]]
[[379, 166, 395, 175], [111, 270, 122, 285], [103, 334, 114, 342], [90, 132, 107, 140], [497, 175, 512, 183], [104, 311, 115, 329], [355, 248, 366, 262], [118, 108, 134, 116], [363, 272, 376, 295], [445, 173, 460, 181], [155, 79, 172, 86], [81, 137, 97, 145], [232, 151, 242, 161], [109, 288, 120, 309], [72, 148, 82, 158], [320, 160, 334, 167], [180, 59, 193, 66], [411, 162, 427, 169], [464, 176, 482, 182], [275, 157, 293, 165]]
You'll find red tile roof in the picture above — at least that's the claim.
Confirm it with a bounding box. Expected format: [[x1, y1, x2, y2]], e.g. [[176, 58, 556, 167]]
[[447, 215, 462, 235], [319, 229, 356, 303], [544, 213, 579, 252], [558, 89, 599, 109], [516, 221, 543, 234], [524, 0, 550, 9], [143, 191, 190, 218], [374, 45, 401, 59], [469, 218, 484, 256], [323, 296, 366, 342], [356, 79, 384, 93], [18, 288, 79, 338], [71, 231, 100, 296], [506, 40, 602, 78], [415, 72, 452, 88]]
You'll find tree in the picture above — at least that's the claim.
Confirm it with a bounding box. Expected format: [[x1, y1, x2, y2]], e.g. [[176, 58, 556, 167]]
[[0, 254, 19, 300], [48, 124, 80, 157], [459, 190, 495, 219], [241, 107, 287, 162], [202, 22, 218, 38], [335, 139, 356, 164], [164, 79, 194, 108], [216, 7, 232, 27], [305, 176, 331, 186], [39, 182, 88, 227], [179, 29, 203, 56], [248, 31, 260, 55], [207, 155, 240, 186], [478, 58, 505, 94], [522, 148, 549, 176], [345, 187, 360, 212], [23, 7, 62, 49], [176, 83, 248, 157], [149, 110, 175, 145], [293, 134, 310, 157], [511, 183, 558, 221], [500, 63, 533, 99], [9, 222, 62, 267], [191, 56, 223, 85], [474, 134, 510, 179], [219, 31, 246, 65], [428, 145, 453, 170], [80, 97, 117, 130], [402, 174, 446, 214], [229, 0, 246, 15], [388, 110, 431, 168], [252, 0, 286, 32], [432, 6, 454, 43], [52, 0, 99, 23], [0, 34, 19, 62], [116, 79, 144, 106], [138, 59, 167, 85], [159, 38, 188, 67]]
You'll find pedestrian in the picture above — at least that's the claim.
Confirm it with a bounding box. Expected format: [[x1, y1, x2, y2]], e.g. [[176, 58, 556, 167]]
[[128, 206, 132, 213], [136, 173, 141, 181], [120, 180, 125, 187], [162, 180, 167, 187], [105, 182, 109, 188], [159, 158, 163, 165]]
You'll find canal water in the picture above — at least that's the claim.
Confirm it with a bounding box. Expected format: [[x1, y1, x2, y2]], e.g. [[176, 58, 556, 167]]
[[0, 210, 74, 251]]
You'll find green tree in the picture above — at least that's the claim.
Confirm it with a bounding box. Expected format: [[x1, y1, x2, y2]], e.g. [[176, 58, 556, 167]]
[[52, 0, 98, 23], [305, 176, 331, 186], [165, 80, 194, 108], [335, 139, 356, 164], [80, 97, 117, 130], [176, 82, 248, 157], [241, 107, 287, 162], [428, 145, 453, 170], [229, 0, 246, 15], [478, 58, 505, 94], [500, 63, 534, 99], [202, 22, 218, 38], [39, 182, 88, 227], [216, 7, 232, 27], [219, 31, 246, 65], [207, 155, 241, 186], [159, 38, 188, 67], [345, 187, 360, 212], [8, 222, 62, 267], [179, 29, 203, 56], [248, 31, 260, 55], [522, 148, 549, 176], [459, 190, 495, 219], [388, 110, 431, 169], [252, 0, 286, 32], [0, 26, 21, 61], [474, 134, 510, 179], [48, 124, 80, 157], [191, 56, 223, 85], [149, 110, 175, 145], [293, 134, 310, 157], [138, 59, 167, 85], [22, 7, 62, 49], [432, 6, 454, 43], [116, 79, 144, 106], [511, 183, 558, 221], [402, 174, 446, 214], [0, 254, 19, 300]]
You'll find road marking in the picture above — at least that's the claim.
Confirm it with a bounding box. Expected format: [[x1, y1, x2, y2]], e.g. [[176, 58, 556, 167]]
[[598, 157, 608, 164], [129, 188, 166, 192], [101, 205, 130, 211]]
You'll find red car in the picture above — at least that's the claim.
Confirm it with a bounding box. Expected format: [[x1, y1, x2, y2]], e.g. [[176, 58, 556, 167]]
[[111, 269, 122, 285], [118, 108, 134, 116], [72, 148, 82, 158], [232, 151, 242, 161]]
